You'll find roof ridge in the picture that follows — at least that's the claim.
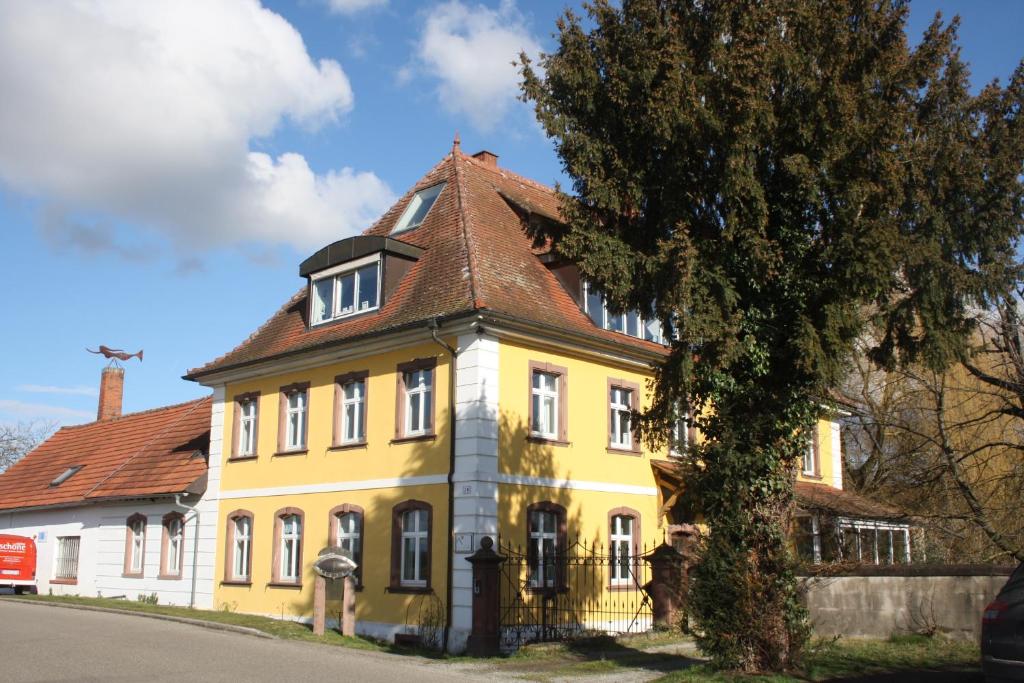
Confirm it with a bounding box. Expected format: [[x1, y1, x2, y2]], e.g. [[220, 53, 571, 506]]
[[457, 150, 560, 196], [58, 395, 211, 431], [84, 396, 208, 498], [452, 150, 483, 309]]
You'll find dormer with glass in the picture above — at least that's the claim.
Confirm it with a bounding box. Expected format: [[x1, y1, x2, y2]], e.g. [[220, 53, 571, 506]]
[[300, 235, 423, 329], [582, 281, 665, 344]]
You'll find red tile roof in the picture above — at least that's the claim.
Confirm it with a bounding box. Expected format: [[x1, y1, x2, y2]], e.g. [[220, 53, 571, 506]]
[[186, 149, 664, 380], [0, 397, 210, 511]]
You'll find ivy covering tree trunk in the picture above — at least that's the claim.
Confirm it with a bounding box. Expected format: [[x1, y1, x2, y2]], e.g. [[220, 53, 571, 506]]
[[521, 0, 1023, 672]]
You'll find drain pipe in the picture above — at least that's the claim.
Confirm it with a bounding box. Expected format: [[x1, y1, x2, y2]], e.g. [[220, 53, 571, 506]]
[[174, 493, 201, 609], [427, 318, 458, 653]]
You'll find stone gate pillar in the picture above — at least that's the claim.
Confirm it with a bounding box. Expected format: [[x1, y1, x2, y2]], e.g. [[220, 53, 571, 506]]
[[465, 536, 505, 656], [643, 543, 686, 629]]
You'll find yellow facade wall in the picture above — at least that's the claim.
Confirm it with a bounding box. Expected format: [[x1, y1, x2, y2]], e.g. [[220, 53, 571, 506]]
[[213, 340, 453, 623]]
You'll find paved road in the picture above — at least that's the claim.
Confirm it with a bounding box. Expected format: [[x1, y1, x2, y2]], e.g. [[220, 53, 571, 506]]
[[0, 601, 475, 683]]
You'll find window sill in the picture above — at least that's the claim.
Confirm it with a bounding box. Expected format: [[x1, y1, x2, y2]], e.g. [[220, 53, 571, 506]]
[[221, 579, 252, 587], [121, 573, 144, 579], [801, 473, 823, 481], [273, 449, 308, 457], [329, 441, 368, 452], [228, 455, 258, 462], [157, 573, 183, 581], [608, 583, 638, 592], [267, 581, 303, 589], [390, 434, 436, 445], [386, 585, 432, 594], [527, 435, 570, 447], [50, 578, 78, 585], [309, 305, 381, 330], [606, 446, 642, 456]]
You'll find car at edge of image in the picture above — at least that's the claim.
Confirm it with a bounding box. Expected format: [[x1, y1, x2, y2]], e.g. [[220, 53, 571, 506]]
[[983, 561, 1024, 682]]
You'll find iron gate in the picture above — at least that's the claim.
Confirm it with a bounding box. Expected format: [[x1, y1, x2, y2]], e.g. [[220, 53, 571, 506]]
[[497, 538, 653, 649]]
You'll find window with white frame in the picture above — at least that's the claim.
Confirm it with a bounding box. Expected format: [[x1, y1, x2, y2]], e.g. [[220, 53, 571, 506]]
[[391, 183, 446, 235], [802, 432, 817, 476], [128, 517, 145, 574], [529, 509, 558, 588], [285, 389, 307, 451], [55, 536, 80, 581], [609, 386, 633, 449], [582, 281, 664, 343], [163, 515, 184, 577], [610, 515, 635, 586], [336, 511, 362, 582], [531, 371, 559, 439], [403, 369, 432, 436], [671, 405, 690, 455], [400, 508, 429, 586], [310, 255, 382, 326], [279, 514, 302, 582], [232, 515, 252, 580], [237, 396, 257, 457], [340, 379, 366, 444]]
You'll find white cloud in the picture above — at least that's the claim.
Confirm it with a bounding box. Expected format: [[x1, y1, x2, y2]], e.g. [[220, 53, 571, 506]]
[[17, 385, 98, 397], [0, 1, 395, 255], [0, 400, 93, 422], [326, 0, 388, 14], [414, 0, 542, 131]]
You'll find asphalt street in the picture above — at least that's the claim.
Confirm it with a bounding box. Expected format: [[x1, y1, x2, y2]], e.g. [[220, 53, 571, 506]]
[[0, 600, 477, 682]]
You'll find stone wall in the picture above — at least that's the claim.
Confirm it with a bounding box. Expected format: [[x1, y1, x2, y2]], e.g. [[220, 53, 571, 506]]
[[803, 569, 1011, 640]]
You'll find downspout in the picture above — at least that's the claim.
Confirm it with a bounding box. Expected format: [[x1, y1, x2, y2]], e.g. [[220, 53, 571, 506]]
[[174, 493, 201, 609], [427, 318, 458, 653]]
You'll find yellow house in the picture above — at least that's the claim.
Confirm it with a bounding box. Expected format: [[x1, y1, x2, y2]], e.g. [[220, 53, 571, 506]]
[[185, 141, 899, 650]]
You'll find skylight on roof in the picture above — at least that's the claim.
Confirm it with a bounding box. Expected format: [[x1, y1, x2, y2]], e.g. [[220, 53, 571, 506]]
[[49, 465, 83, 487], [391, 182, 445, 235]]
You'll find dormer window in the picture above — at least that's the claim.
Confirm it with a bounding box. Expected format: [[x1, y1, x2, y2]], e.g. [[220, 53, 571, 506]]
[[391, 183, 445, 235], [310, 254, 381, 326], [582, 281, 664, 344]]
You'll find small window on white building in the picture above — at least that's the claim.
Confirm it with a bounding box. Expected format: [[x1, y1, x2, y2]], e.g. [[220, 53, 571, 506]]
[[55, 536, 80, 581]]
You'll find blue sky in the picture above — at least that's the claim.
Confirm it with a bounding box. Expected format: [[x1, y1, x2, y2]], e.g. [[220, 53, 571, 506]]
[[0, 0, 1021, 427]]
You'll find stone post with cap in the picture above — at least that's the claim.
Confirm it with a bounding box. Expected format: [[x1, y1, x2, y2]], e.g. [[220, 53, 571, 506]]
[[465, 535, 505, 656]]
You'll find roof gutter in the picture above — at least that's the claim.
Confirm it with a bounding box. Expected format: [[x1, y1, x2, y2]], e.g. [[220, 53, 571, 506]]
[[427, 317, 459, 654]]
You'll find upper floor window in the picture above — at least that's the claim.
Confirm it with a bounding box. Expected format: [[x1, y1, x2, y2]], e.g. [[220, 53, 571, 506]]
[[582, 281, 664, 344], [609, 385, 635, 450], [279, 383, 309, 453], [310, 255, 381, 326], [531, 371, 558, 439], [334, 372, 368, 446], [392, 182, 445, 235], [233, 392, 259, 459], [802, 428, 818, 477], [671, 404, 691, 456]]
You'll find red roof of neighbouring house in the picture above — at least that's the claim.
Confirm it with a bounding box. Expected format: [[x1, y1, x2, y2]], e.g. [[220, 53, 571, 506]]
[[0, 397, 210, 511], [186, 147, 665, 380]]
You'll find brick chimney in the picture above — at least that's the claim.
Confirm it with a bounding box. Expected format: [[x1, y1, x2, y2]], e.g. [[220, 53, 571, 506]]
[[97, 366, 124, 421], [471, 150, 499, 167]]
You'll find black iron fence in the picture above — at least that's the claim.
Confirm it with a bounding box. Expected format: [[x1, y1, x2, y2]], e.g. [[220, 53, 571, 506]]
[[496, 537, 654, 649]]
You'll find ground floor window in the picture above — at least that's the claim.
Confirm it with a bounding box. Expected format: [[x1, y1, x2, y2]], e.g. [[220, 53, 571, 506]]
[[55, 536, 80, 581]]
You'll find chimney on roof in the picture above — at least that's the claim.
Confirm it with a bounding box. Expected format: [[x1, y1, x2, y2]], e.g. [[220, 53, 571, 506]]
[[97, 366, 124, 421], [471, 150, 499, 167]]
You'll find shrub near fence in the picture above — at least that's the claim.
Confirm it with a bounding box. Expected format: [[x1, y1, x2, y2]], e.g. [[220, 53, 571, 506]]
[[801, 564, 1014, 640]]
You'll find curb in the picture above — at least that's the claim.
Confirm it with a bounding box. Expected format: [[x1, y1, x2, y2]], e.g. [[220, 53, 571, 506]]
[[0, 597, 275, 640]]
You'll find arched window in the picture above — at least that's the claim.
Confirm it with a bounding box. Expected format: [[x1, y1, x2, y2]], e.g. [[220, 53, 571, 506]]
[[160, 512, 185, 579], [389, 500, 432, 591], [224, 510, 254, 583], [123, 513, 147, 578], [328, 504, 364, 585], [526, 502, 567, 591], [272, 507, 304, 585], [608, 508, 641, 588]]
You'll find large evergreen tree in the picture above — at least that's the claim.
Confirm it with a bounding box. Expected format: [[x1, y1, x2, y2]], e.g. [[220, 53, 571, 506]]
[[522, 0, 1023, 671]]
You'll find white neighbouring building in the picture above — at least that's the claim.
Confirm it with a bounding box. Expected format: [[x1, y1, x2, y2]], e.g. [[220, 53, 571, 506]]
[[0, 367, 219, 607]]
